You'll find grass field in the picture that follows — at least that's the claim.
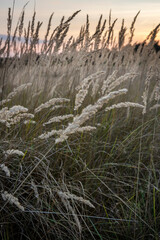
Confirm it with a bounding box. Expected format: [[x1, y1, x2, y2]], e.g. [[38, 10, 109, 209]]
[[0, 7, 160, 240]]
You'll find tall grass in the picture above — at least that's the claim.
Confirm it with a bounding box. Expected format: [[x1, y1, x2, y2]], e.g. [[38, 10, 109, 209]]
[[0, 7, 160, 240]]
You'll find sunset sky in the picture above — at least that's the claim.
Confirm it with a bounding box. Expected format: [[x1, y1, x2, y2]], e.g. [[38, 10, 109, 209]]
[[0, 0, 160, 43]]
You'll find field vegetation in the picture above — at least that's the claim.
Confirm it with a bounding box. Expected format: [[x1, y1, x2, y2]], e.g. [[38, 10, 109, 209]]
[[0, 5, 160, 240]]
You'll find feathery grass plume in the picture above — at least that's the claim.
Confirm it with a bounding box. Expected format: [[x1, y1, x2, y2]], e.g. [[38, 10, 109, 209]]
[[142, 68, 153, 114], [91, 77, 102, 97], [43, 13, 54, 52], [0, 164, 10, 177], [93, 15, 106, 50], [8, 105, 28, 115], [106, 10, 117, 46], [46, 27, 59, 54], [57, 24, 70, 51], [105, 102, 144, 112], [56, 89, 128, 144], [150, 68, 160, 102], [95, 18, 106, 50], [1, 191, 24, 211], [150, 24, 160, 44], [0, 106, 28, 124], [109, 9, 111, 28], [64, 10, 81, 25], [10, 4, 24, 46], [150, 85, 157, 102], [75, 71, 106, 111], [30, 21, 43, 51], [145, 23, 160, 44], [84, 14, 90, 49], [64, 36, 73, 51], [150, 104, 160, 111], [73, 126, 96, 133], [129, 11, 140, 44], [106, 72, 138, 94], [57, 191, 82, 233], [6, 113, 34, 127], [12, 2, 28, 45], [6, 8, 12, 57], [55, 24, 70, 52], [49, 20, 65, 53], [31, 11, 36, 39], [12, 26, 18, 44], [43, 114, 73, 126], [101, 29, 108, 48], [5, 149, 25, 157], [52, 11, 80, 52], [154, 81, 160, 102], [60, 15, 65, 25], [7, 82, 32, 99], [74, 89, 89, 111], [90, 15, 102, 41], [0, 107, 8, 124], [97, 88, 128, 106], [0, 106, 30, 127], [70, 25, 85, 50], [18, 10, 25, 41], [0, 99, 11, 106], [55, 126, 96, 144], [101, 70, 118, 95], [108, 18, 118, 46], [46, 27, 56, 52], [37, 129, 63, 140], [24, 21, 30, 52], [31, 179, 39, 201], [34, 98, 70, 114], [79, 25, 85, 48], [0, 41, 7, 56], [101, 19, 107, 33], [32, 89, 43, 99], [118, 19, 127, 50], [51, 105, 64, 111], [57, 191, 95, 208]]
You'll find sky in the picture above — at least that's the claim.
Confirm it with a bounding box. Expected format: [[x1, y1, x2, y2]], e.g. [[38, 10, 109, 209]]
[[0, 0, 160, 43]]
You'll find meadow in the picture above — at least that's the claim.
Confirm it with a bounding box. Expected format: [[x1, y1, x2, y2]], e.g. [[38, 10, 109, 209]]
[[0, 7, 160, 240]]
